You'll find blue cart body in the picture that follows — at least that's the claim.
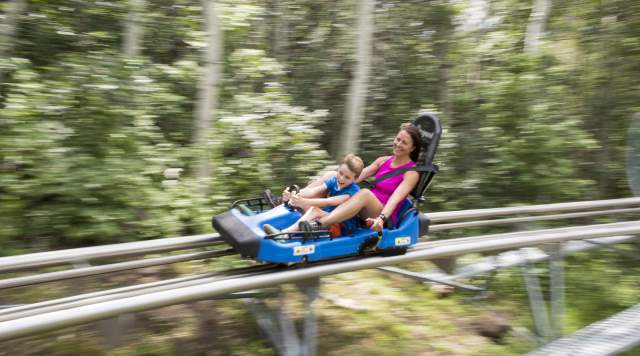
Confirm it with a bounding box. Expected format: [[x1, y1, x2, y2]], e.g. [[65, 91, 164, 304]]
[[213, 203, 421, 264]]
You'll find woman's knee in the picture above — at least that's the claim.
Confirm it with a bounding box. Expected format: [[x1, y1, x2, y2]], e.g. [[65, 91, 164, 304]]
[[355, 188, 375, 200]]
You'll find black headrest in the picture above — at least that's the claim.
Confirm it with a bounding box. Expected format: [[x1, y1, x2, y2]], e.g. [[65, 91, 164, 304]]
[[412, 113, 442, 166]]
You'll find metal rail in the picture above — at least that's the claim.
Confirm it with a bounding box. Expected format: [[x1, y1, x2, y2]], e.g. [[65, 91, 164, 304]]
[[0, 233, 221, 273], [0, 223, 636, 298], [0, 220, 638, 341], [527, 304, 640, 355], [429, 207, 640, 231], [0, 263, 283, 322], [3, 221, 633, 315], [426, 197, 640, 222], [421, 220, 640, 250], [2, 198, 638, 275], [0, 249, 235, 290]]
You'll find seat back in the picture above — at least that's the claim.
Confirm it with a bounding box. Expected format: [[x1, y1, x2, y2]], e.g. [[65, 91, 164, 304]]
[[410, 113, 442, 205]]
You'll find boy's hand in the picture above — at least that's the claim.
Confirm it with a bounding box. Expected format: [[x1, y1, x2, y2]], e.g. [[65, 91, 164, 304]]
[[289, 194, 310, 210], [282, 189, 291, 202]]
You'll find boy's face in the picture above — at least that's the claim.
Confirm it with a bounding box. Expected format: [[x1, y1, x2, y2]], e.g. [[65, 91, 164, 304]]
[[337, 164, 357, 188]]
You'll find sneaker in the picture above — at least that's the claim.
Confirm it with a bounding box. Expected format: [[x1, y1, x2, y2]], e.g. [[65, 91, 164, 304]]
[[263, 223, 281, 235], [263, 189, 282, 208], [299, 220, 321, 232]]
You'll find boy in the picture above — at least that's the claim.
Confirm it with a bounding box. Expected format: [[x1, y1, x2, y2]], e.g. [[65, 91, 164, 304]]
[[267, 154, 364, 237]]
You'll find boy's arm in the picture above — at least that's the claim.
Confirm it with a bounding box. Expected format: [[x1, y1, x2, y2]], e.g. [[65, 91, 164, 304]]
[[292, 193, 350, 209], [298, 183, 327, 199]]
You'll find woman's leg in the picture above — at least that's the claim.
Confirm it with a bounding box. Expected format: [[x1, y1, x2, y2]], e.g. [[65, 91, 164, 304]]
[[282, 207, 328, 233], [318, 189, 383, 227]]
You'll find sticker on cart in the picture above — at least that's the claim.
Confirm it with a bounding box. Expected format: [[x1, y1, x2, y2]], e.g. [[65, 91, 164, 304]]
[[395, 237, 411, 246], [293, 245, 316, 256]]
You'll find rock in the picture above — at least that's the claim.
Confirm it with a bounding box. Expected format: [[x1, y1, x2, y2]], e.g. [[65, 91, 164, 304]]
[[430, 283, 455, 298], [468, 313, 511, 343]]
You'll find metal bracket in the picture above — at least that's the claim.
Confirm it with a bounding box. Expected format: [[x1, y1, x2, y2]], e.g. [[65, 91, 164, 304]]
[[431, 256, 458, 274], [378, 266, 484, 292]]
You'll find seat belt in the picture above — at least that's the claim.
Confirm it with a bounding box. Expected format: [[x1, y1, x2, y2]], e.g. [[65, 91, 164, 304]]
[[368, 163, 439, 188]]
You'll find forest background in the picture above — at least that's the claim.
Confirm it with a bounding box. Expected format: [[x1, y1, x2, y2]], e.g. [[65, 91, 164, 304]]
[[2, 0, 640, 354], [1, 0, 639, 253]]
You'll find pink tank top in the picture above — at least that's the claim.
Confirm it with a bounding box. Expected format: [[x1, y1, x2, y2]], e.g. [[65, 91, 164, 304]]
[[371, 157, 416, 224]]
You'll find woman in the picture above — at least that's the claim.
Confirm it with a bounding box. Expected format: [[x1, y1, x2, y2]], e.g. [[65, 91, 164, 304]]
[[291, 123, 421, 233]]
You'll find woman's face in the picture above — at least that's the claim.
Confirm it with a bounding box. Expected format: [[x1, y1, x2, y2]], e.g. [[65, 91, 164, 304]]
[[393, 129, 415, 158]]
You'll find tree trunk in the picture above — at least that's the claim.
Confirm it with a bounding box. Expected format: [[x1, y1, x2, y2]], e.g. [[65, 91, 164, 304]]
[[0, 0, 25, 59], [123, 0, 145, 57], [337, 0, 374, 159], [524, 0, 552, 53], [0, 0, 26, 93], [194, 0, 223, 190], [266, 0, 288, 65]]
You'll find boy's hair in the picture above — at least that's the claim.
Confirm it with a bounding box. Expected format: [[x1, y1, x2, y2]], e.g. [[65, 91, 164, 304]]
[[342, 154, 364, 178]]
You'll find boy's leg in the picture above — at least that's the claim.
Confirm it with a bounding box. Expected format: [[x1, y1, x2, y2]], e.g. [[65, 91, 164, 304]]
[[282, 207, 328, 233]]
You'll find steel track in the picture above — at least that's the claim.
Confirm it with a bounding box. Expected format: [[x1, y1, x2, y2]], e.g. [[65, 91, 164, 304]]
[[3, 220, 638, 323]]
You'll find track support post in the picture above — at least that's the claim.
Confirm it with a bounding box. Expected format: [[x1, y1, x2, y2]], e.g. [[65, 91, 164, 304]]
[[520, 243, 565, 344], [249, 277, 320, 356]]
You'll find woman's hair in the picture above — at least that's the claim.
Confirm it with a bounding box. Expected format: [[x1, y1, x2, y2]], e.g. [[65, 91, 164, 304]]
[[342, 153, 365, 177], [400, 123, 422, 162]]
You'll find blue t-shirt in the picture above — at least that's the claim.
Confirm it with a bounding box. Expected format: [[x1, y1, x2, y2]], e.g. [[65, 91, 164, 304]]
[[323, 176, 360, 234]]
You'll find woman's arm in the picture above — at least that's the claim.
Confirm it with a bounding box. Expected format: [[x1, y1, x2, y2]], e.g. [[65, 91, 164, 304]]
[[356, 156, 389, 183], [372, 171, 419, 231]]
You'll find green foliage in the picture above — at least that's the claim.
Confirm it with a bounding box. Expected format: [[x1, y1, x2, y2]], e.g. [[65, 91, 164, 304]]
[[208, 49, 330, 211], [441, 54, 598, 208], [2, 0, 639, 251], [0, 55, 202, 249]]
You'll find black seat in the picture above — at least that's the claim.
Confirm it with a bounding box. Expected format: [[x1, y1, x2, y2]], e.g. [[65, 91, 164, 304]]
[[410, 113, 442, 206], [392, 113, 442, 234]]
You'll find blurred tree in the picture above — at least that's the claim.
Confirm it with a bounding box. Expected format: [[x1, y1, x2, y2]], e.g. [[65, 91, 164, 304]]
[[123, 0, 145, 56], [628, 113, 640, 196], [337, 0, 374, 159], [193, 0, 223, 192], [0, 0, 27, 104], [524, 0, 552, 53]]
